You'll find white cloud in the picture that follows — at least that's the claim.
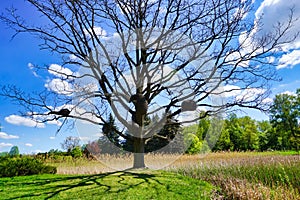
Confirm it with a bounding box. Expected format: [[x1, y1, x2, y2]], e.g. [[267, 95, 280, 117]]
[[93, 27, 107, 36], [280, 91, 296, 96], [277, 50, 300, 69], [0, 132, 19, 139], [28, 62, 34, 70], [84, 26, 107, 37], [5, 115, 45, 128], [48, 64, 78, 79], [0, 142, 13, 148], [236, 88, 266, 101], [69, 54, 79, 61], [262, 97, 273, 104], [255, 0, 300, 51], [45, 78, 73, 95], [47, 120, 63, 126], [25, 143, 33, 147], [237, 0, 300, 68], [222, 85, 242, 98], [49, 136, 56, 140]]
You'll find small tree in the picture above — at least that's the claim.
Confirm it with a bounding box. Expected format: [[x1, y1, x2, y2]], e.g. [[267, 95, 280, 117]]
[[9, 146, 19, 157], [70, 146, 83, 158], [61, 136, 80, 153]]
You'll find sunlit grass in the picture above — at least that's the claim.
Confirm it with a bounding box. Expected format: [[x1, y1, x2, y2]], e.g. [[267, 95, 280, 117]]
[[0, 170, 213, 199]]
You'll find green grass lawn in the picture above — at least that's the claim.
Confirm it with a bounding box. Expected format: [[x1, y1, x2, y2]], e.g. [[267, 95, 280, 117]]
[[0, 170, 213, 200]]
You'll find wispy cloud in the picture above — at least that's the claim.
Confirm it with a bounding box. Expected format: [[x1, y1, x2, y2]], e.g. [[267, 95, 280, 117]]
[[25, 143, 33, 147], [0, 142, 13, 148], [0, 132, 19, 139], [5, 115, 45, 128], [28, 63, 40, 77]]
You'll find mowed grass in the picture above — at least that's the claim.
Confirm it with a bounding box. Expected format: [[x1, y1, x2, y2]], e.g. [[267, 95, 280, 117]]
[[0, 170, 213, 200]]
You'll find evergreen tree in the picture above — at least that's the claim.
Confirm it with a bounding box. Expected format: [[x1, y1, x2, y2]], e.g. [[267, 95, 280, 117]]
[[100, 114, 122, 154], [122, 114, 183, 153], [102, 114, 120, 146], [145, 116, 182, 153], [9, 146, 19, 157]]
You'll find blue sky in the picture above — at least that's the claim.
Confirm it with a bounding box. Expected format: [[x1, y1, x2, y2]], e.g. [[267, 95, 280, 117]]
[[0, 0, 300, 154]]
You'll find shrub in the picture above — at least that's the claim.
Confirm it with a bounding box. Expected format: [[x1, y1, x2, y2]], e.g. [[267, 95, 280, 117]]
[[71, 146, 83, 158], [0, 156, 57, 177]]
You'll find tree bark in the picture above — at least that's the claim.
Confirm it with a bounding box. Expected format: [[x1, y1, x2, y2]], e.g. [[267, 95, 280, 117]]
[[133, 137, 146, 168], [131, 90, 147, 168]]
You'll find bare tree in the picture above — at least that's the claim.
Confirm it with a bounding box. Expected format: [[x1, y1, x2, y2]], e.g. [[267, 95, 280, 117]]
[[61, 136, 80, 153], [0, 0, 298, 168]]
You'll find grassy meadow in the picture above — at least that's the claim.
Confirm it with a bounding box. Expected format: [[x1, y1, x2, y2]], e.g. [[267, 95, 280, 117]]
[[0, 151, 299, 199]]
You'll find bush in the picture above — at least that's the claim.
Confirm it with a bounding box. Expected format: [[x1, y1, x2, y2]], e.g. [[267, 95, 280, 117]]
[[71, 146, 83, 158], [0, 156, 57, 177]]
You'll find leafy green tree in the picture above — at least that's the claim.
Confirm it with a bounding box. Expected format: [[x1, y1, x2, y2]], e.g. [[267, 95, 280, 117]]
[[238, 116, 259, 150], [222, 114, 260, 151], [197, 115, 210, 140], [226, 114, 242, 151], [183, 124, 201, 154], [257, 120, 273, 151], [9, 146, 19, 157], [270, 90, 300, 150], [213, 127, 231, 151], [184, 133, 202, 154], [70, 146, 83, 158]]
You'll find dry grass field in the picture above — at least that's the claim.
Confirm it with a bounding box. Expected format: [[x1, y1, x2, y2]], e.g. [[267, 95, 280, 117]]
[[45, 151, 299, 199]]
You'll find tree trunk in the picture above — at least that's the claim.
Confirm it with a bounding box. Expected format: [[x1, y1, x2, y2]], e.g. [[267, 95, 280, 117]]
[[133, 137, 146, 168]]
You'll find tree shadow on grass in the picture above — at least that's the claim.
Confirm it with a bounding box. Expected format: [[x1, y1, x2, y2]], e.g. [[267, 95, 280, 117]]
[[4, 171, 175, 200]]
